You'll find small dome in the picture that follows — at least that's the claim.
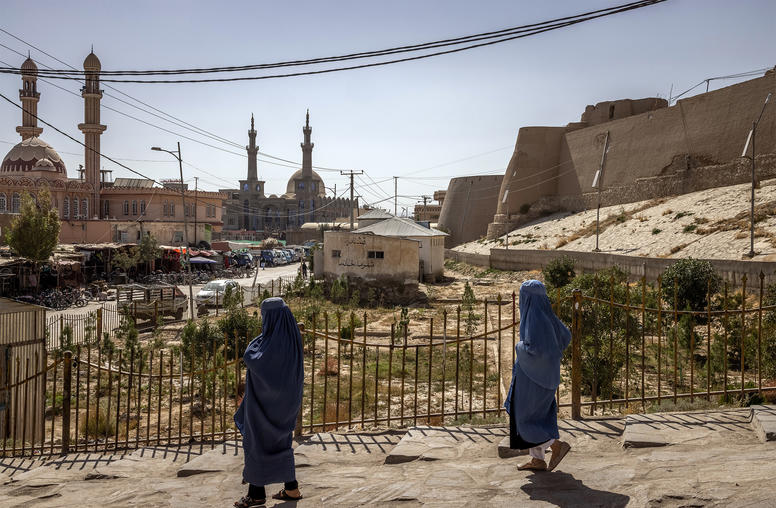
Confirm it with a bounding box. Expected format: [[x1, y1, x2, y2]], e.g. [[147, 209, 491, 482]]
[[33, 158, 55, 169], [83, 51, 101, 71], [1, 137, 67, 178], [285, 169, 325, 197], [21, 57, 37, 76]]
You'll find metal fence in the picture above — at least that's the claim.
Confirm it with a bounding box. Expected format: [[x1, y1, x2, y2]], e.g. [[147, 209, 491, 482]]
[[3, 273, 775, 458]]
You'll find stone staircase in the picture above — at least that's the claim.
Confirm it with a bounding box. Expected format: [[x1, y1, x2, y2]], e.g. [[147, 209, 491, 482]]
[[1, 406, 774, 506]]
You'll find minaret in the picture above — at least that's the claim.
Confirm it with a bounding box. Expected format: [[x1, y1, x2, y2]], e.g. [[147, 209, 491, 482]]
[[16, 57, 43, 140], [301, 109, 314, 178], [78, 51, 107, 219], [246, 114, 258, 181]]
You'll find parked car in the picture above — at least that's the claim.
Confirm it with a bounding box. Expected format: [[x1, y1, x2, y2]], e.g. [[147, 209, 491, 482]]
[[282, 249, 295, 263], [196, 279, 239, 308], [272, 250, 288, 265], [117, 283, 188, 321]]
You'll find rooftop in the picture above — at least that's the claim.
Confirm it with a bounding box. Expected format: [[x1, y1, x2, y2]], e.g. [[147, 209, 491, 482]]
[[356, 217, 447, 237]]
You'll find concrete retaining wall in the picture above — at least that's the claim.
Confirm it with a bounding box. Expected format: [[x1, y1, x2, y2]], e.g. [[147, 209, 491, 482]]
[[446, 248, 776, 286]]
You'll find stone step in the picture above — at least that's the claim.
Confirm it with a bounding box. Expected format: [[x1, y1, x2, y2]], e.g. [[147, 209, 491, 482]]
[[622, 409, 754, 448], [750, 405, 776, 442], [384, 425, 508, 464]]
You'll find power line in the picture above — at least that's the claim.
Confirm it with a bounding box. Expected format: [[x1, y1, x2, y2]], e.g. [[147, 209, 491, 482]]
[[0, 1, 667, 83]]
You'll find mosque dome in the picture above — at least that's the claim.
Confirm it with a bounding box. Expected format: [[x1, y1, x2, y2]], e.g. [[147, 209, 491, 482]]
[[285, 169, 326, 197], [20, 57, 37, 75], [1, 137, 67, 178], [83, 51, 101, 71]]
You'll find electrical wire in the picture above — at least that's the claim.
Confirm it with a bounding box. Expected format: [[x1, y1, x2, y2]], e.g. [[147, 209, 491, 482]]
[[0, 1, 666, 83], [0, 35, 345, 172]]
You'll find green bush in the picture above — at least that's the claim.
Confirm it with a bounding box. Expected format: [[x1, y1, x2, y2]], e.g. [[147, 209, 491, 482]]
[[542, 255, 577, 288], [661, 258, 721, 312], [80, 404, 116, 438]]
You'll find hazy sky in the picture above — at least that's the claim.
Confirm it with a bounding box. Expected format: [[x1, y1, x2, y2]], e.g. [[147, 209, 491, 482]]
[[0, 0, 774, 213]]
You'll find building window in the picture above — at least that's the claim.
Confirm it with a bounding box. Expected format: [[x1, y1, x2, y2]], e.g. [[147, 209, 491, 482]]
[[170, 203, 175, 216], [184, 204, 190, 217], [367, 251, 384, 259], [63, 197, 69, 218], [73, 198, 79, 218], [12, 193, 20, 213], [173, 231, 183, 243], [140, 200, 145, 215], [0, 193, 6, 213], [132, 200, 137, 215], [311, 182, 316, 191], [299, 200, 304, 209], [163, 201, 168, 216], [123, 200, 129, 215], [103, 200, 109, 217], [608, 104, 615, 119], [82, 199, 88, 219], [331, 250, 341, 258], [298, 182, 304, 190]]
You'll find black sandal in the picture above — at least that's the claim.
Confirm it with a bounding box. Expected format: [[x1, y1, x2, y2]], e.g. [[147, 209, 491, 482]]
[[234, 495, 265, 507], [272, 489, 303, 501]]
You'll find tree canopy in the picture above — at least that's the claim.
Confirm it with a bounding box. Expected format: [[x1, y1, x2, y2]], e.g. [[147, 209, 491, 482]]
[[5, 190, 60, 264]]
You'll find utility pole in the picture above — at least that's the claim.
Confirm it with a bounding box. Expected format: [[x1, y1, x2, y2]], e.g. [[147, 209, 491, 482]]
[[592, 131, 610, 252], [394, 176, 398, 216], [742, 92, 772, 258], [194, 176, 198, 246], [341, 170, 363, 230], [152, 143, 194, 318]]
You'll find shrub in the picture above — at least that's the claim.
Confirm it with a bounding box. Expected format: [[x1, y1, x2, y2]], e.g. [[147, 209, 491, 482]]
[[652, 228, 661, 235], [81, 404, 116, 438], [661, 258, 721, 312], [519, 203, 531, 214], [542, 255, 576, 289]]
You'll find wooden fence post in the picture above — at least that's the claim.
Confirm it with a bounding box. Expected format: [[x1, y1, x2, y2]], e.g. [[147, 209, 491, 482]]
[[61, 350, 73, 454], [571, 290, 582, 420]]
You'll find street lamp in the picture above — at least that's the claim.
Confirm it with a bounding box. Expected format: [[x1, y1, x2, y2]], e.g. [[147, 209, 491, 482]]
[[151, 143, 194, 318], [591, 131, 610, 252], [741, 92, 772, 258]]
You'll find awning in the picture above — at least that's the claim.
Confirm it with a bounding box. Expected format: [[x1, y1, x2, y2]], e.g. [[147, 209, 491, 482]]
[[189, 256, 218, 264]]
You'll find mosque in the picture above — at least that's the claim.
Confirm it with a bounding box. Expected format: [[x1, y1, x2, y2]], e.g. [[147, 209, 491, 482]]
[[0, 54, 226, 245], [220, 111, 356, 238]]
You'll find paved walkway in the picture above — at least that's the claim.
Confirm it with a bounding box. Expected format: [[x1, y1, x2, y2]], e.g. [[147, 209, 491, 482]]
[[2, 409, 775, 506]]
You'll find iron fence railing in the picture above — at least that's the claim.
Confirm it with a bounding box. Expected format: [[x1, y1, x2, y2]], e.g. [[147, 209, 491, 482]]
[[2, 273, 775, 458]]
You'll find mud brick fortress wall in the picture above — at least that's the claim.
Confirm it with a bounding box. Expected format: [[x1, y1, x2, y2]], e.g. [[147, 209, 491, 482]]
[[484, 68, 776, 241]]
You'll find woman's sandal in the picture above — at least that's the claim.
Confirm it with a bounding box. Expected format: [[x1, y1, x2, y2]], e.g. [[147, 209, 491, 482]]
[[272, 489, 303, 501], [517, 458, 547, 471], [234, 495, 266, 507]]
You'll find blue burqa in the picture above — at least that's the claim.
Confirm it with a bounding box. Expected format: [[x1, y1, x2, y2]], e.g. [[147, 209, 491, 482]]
[[504, 280, 571, 448], [234, 297, 304, 486]]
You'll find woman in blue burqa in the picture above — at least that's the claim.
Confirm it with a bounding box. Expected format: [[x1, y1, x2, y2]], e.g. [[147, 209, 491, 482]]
[[504, 280, 572, 472], [234, 297, 304, 506]]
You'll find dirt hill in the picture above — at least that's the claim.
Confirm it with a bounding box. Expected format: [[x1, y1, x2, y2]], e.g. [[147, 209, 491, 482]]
[[455, 178, 776, 261]]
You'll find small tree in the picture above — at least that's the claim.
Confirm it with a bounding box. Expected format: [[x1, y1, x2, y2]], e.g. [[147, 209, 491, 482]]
[[112, 246, 139, 273], [462, 281, 480, 336], [661, 258, 721, 312], [137, 233, 161, 274], [5, 190, 60, 291], [543, 255, 576, 289]]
